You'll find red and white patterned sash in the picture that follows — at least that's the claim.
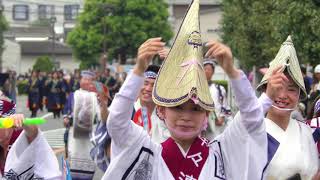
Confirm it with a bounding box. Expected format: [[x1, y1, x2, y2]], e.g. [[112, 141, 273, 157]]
[[133, 108, 152, 133], [161, 137, 209, 180]]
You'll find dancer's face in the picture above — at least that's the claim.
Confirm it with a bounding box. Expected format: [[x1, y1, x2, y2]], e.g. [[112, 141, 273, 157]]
[[158, 100, 208, 141], [140, 78, 155, 104], [269, 75, 300, 116], [204, 64, 214, 81], [80, 76, 94, 90]]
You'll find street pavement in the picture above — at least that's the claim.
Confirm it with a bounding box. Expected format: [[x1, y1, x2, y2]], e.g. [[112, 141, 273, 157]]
[[15, 95, 64, 131], [15, 95, 104, 179]]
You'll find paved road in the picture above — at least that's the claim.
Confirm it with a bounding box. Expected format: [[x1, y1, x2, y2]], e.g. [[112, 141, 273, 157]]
[[15, 95, 105, 179], [15, 95, 64, 131]]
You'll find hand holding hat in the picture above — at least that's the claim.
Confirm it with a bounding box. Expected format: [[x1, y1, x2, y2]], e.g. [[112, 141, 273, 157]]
[[135, 37, 165, 76], [158, 47, 170, 60], [256, 36, 307, 100], [266, 66, 289, 101], [205, 41, 239, 79]]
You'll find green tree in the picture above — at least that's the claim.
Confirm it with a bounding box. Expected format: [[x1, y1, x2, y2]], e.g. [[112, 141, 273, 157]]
[[33, 56, 54, 72], [67, 0, 173, 67], [0, 10, 8, 70], [221, 0, 320, 70]]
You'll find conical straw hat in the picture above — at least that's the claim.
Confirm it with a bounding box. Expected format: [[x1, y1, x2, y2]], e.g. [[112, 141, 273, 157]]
[[257, 36, 307, 100], [152, 0, 214, 111]]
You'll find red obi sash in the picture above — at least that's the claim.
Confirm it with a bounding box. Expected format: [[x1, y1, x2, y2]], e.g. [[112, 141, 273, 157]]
[[161, 137, 209, 179], [133, 108, 152, 133], [9, 129, 23, 148]]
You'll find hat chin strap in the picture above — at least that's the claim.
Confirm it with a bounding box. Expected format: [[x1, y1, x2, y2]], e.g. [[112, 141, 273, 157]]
[[271, 105, 295, 111], [270, 89, 300, 112]]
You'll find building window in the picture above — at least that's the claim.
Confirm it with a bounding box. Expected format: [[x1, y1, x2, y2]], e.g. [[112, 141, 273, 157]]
[[64, 4, 79, 20], [13, 5, 29, 20], [38, 5, 55, 20]]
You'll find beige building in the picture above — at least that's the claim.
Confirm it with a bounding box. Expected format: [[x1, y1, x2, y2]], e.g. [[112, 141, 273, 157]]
[[19, 40, 80, 73], [1, 0, 83, 74], [173, 8, 222, 43], [2, 0, 83, 34], [2, 0, 223, 74], [168, 0, 222, 42], [2, 39, 21, 73], [168, 0, 226, 80]]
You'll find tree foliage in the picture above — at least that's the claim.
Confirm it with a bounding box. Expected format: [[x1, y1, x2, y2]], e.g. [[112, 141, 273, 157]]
[[67, 0, 173, 67], [221, 0, 320, 70], [33, 56, 54, 72]]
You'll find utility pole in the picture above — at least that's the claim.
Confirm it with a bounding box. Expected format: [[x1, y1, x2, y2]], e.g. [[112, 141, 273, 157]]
[[100, 4, 114, 73], [0, 0, 4, 73], [50, 16, 57, 69]]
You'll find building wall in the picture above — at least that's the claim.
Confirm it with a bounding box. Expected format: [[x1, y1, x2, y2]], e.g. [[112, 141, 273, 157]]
[[200, 9, 222, 42], [167, 0, 221, 5], [172, 5, 218, 19], [2, 0, 83, 74], [168, 2, 222, 44], [3, 0, 223, 75], [2, 39, 21, 73], [2, 0, 83, 31], [174, 7, 222, 43], [167, 0, 221, 28], [20, 55, 80, 74]]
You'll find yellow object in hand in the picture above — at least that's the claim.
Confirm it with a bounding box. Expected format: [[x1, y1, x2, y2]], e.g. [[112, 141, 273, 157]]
[[0, 117, 47, 128], [0, 118, 14, 128]]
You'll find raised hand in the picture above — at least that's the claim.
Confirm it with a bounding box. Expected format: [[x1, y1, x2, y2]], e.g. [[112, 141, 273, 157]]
[[266, 65, 289, 101], [134, 37, 165, 76], [204, 41, 239, 79], [9, 114, 38, 143], [158, 47, 170, 60]]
